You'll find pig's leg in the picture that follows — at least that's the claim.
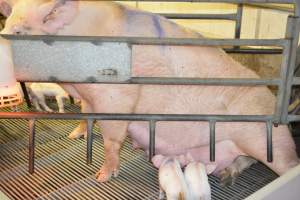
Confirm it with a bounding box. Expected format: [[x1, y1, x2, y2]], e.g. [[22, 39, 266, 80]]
[[94, 85, 140, 182], [95, 120, 128, 182], [219, 156, 257, 187], [36, 94, 53, 112], [59, 84, 89, 139], [236, 125, 299, 176], [55, 95, 65, 113], [165, 192, 181, 200], [31, 97, 43, 112], [68, 100, 91, 139], [158, 188, 165, 200]]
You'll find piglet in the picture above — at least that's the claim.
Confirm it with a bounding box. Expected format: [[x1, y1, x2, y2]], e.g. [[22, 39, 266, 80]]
[[184, 162, 216, 200], [153, 155, 190, 200], [27, 83, 69, 113]]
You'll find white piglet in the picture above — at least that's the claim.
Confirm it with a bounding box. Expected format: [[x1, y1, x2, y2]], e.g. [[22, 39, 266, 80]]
[[27, 83, 69, 113], [184, 162, 216, 200], [155, 155, 190, 200]]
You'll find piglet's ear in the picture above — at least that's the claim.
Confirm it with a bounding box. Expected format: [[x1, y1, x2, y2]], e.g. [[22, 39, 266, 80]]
[[205, 164, 217, 175], [0, 0, 12, 17], [38, 0, 78, 34]]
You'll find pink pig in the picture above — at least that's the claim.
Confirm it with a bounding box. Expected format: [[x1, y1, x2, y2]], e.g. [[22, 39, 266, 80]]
[[0, 0, 298, 183]]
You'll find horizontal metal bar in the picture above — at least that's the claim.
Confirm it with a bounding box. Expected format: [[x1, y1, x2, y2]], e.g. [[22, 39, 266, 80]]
[[292, 77, 300, 85], [128, 77, 281, 86], [15, 77, 281, 85], [0, 112, 275, 122], [0, 35, 288, 47], [160, 13, 237, 20], [86, 0, 295, 3], [287, 115, 300, 122], [224, 48, 283, 54]]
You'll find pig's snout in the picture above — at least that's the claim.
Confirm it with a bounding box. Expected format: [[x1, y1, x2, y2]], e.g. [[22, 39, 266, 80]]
[[2, 24, 29, 35], [11, 25, 26, 35]]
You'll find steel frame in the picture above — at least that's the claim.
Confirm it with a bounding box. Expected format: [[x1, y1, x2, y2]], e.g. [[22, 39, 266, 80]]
[[0, 0, 299, 174]]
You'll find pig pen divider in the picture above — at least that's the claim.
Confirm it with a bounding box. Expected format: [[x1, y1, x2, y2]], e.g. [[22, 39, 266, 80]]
[[0, 0, 299, 174]]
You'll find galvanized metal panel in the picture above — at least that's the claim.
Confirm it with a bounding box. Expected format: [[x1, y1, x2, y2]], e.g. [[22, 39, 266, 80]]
[[245, 165, 300, 200], [10, 40, 131, 83]]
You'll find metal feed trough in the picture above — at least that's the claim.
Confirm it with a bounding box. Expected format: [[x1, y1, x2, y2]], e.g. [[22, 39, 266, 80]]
[[0, 0, 300, 198]]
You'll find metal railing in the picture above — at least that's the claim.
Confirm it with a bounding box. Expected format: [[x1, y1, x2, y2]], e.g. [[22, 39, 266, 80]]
[[0, 0, 299, 174]]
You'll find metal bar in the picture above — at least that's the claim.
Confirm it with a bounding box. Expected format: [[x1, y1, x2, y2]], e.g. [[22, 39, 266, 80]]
[[275, 42, 291, 123], [15, 77, 281, 85], [28, 119, 36, 174], [295, 0, 300, 16], [0, 112, 274, 122], [86, 119, 94, 165], [224, 48, 283, 54], [235, 4, 243, 40], [149, 120, 156, 161], [287, 115, 300, 122], [20, 82, 31, 108], [160, 13, 237, 20], [281, 16, 300, 123], [0, 35, 288, 47], [129, 77, 280, 86], [292, 77, 300, 85], [83, 0, 295, 3], [266, 121, 273, 162], [209, 120, 216, 161]]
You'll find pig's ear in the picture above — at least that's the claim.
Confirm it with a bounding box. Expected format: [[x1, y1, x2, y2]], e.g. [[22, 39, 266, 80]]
[[205, 164, 217, 175], [0, 0, 12, 17], [38, 0, 78, 34], [152, 154, 166, 168]]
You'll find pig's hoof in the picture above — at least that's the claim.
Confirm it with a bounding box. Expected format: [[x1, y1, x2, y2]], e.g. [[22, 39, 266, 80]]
[[219, 169, 236, 187], [46, 108, 54, 113], [68, 130, 87, 139], [95, 167, 119, 182]]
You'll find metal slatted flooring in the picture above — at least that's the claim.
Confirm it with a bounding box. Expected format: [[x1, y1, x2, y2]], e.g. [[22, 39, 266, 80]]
[[0, 100, 279, 200]]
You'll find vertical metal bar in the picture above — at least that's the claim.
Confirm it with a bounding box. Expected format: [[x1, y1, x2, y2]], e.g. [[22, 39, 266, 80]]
[[86, 119, 94, 165], [235, 4, 243, 40], [20, 82, 32, 108], [266, 121, 273, 162], [28, 119, 36, 174], [281, 16, 300, 124], [295, 1, 300, 17], [209, 120, 216, 162], [275, 42, 291, 123], [149, 120, 156, 161]]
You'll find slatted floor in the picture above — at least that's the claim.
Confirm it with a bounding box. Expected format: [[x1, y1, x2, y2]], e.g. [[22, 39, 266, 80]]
[[0, 101, 279, 200]]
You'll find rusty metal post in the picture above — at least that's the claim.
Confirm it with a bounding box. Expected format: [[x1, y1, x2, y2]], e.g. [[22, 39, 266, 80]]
[[28, 119, 36, 174]]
